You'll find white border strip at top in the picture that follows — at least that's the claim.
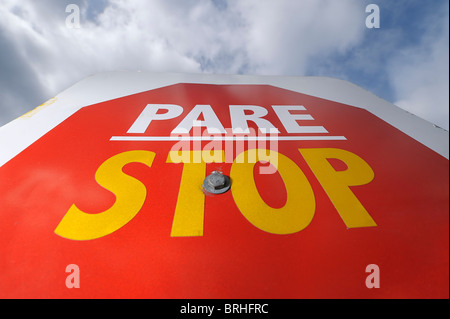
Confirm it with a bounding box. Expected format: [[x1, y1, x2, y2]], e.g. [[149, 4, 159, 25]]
[[0, 71, 448, 167]]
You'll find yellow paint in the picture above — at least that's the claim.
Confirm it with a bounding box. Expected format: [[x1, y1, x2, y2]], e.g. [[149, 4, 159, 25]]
[[55, 150, 154, 240], [20, 97, 57, 119], [299, 148, 376, 228], [167, 150, 225, 237], [230, 149, 316, 235]]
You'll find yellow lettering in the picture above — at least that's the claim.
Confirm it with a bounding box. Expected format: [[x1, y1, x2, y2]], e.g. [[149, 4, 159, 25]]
[[230, 149, 316, 234], [300, 148, 376, 228], [54, 150, 154, 240], [167, 150, 225, 237]]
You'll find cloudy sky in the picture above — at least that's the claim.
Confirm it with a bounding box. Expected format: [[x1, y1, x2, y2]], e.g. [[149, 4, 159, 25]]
[[0, 0, 448, 130]]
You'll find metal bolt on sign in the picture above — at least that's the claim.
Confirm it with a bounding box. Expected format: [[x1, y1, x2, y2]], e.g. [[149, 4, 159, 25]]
[[203, 171, 231, 194]]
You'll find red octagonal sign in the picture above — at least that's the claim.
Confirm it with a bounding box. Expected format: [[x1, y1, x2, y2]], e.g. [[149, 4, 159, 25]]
[[0, 73, 448, 299]]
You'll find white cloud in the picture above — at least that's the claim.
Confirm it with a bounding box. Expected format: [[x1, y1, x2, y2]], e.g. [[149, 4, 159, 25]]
[[1, 0, 447, 133], [389, 3, 449, 130], [0, 0, 368, 126], [232, 0, 365, 74]]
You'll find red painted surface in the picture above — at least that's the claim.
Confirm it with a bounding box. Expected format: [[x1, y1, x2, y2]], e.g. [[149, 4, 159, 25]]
[[0, 84, 448, 298]]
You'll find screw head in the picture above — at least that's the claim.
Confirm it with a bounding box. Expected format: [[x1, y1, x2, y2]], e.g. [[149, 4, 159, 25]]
[[203, 171, 231, 194], [207, 171, 226, 189]]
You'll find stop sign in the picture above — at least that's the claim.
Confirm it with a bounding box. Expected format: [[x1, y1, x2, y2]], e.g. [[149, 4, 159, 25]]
[[0, 72, 448, 298]]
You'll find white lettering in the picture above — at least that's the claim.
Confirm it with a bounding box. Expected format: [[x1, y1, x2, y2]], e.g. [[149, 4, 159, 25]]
[[126, 103, 331, 139], [65, 264, 80, 288], [366, 4, 380, 29], [65, 4, 80, 29], [272, 105, 327, 133], [180, 303, 214, 316], [172, 104, 225, 134], [224, 303, 269, 314], [128, 104, 183, 133], [365, 264, 380, 288], [230, 105, 280, 134]]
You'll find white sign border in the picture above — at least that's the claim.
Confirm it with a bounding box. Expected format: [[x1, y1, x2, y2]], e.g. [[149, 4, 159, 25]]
[[0, 71, 448, 167]]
